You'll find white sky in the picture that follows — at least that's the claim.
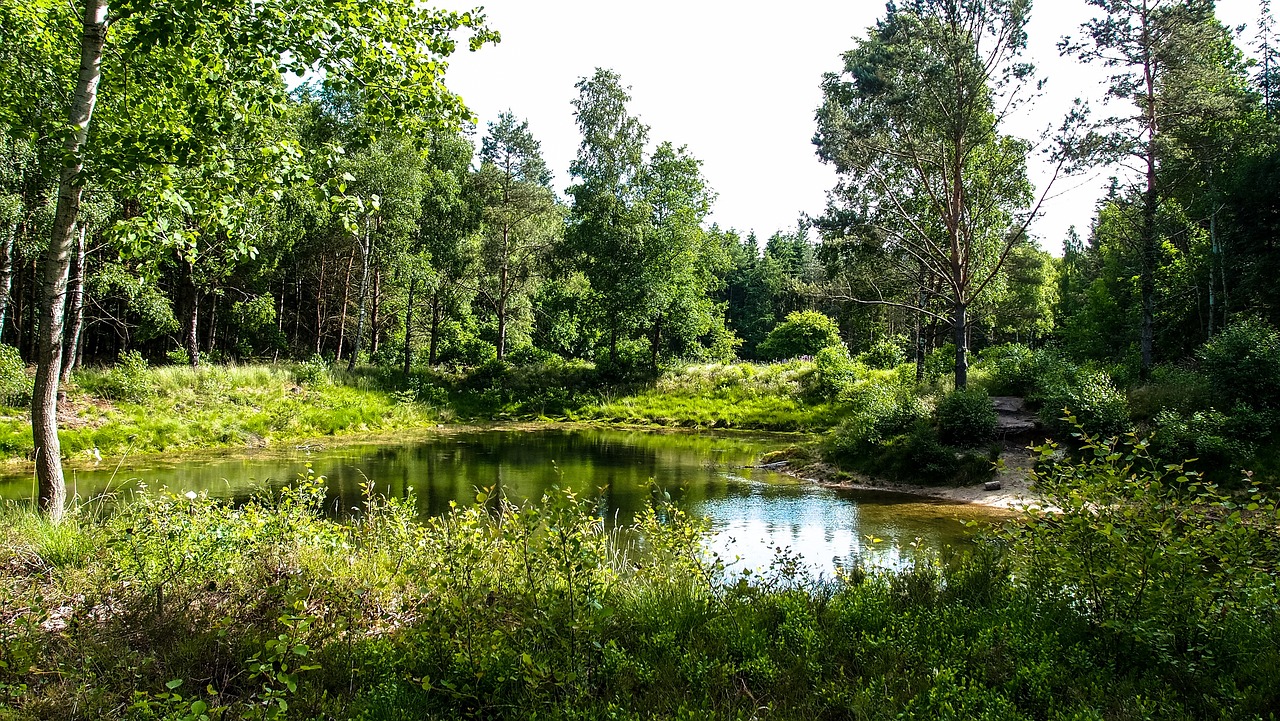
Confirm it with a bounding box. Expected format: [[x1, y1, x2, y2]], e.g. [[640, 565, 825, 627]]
[[441, 0, 1263, 255]]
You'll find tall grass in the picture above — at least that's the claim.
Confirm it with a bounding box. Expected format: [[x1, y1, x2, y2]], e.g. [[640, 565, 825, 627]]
[[0, 362, 439, 462], [1, 466, 1275, 720]]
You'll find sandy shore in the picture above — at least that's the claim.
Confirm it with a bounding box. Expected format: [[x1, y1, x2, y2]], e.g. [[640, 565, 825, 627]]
[[770, 443, 1039, 510]]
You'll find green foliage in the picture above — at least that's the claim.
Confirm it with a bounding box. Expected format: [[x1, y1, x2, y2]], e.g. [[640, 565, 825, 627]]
[[91, 351, 156, 403], [837, 371, 928, 445], [0, 344, 31, 407], [1005, 423, 1280, 690], [165, 347, 191, 367], [806, 344, 859, 399], [3, 446, 1280, 718], [1039, 368, 1131, 439], [1198, 317, 1280, 409], [936, 387, 997, 447], [292, 356, 330, 387], [757, 311, 843, 360], [857, 335, 907, 370]]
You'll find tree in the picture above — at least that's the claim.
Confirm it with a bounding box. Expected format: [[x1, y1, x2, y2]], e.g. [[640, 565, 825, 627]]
[[472, 112, 560, 360], [565, 69, 651, 368], [815, 0, 1070, 388], [1063, 0, 1198, 375], [4, 0, 496, 520]]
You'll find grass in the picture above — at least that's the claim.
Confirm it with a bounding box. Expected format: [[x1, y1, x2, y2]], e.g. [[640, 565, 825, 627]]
[[0, 464, 1276, 720], [574, 361, 841, 431], [0, 363, 438, 463]]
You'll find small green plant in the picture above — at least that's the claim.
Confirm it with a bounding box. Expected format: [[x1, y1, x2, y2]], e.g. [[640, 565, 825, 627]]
[[292, 355, 329, 387], [936, 387, 997, 447], [166, 347, 191, 366], [858, 335, 908, 370], [806, 344, 858, 399], [0, 344, 31, 406], [96, 350, 155, 402]]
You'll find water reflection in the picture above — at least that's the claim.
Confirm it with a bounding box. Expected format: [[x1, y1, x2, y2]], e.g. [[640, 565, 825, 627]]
[[0, 427, 1003, 572]]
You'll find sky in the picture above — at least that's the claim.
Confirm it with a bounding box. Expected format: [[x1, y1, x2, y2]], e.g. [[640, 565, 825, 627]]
[[440, 0, 1264, 255]]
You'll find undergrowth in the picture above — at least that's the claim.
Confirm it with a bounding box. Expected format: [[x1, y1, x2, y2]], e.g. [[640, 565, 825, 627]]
[[1, 447, 1277, 720]]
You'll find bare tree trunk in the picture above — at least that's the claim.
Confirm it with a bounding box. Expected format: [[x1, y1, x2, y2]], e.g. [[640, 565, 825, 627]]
[[952, 302, 968, 389], [335, 249, 354, 361], [182, 257, 199, 366], [347, 222, 372, 372], [60, 225, 88, 384], [403, 275, 415, 375], [0, 220, 16, 338], [370, 268, 382, 356], [314, 255, 327, 355], [34, 0, 108, 522], [429, 291, 441, 367]]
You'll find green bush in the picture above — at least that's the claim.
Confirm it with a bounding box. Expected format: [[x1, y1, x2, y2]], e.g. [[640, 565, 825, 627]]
[[94, 350, 155, 402], [293, 355, 330, 387], [1039, 367, 1130, 439], [1151, 404, 1270, 479], [0, 344, 31, 406], [923, 343, 957, 381], [757, 310, 843, 360], [1006, 426, 1280, 685], [165, 347, 190, 366], [1198, 317, 1280, 409], [936, 387, 997, 447], [980, 343, 1033, 395], [858, 335, 907, 370], [806, 345, 859, 399], [838, 376, 929, 444]]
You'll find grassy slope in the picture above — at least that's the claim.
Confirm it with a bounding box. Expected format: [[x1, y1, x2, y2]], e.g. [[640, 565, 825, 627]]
[[573, 361, 840, 431], [0, 365, 435, 463]]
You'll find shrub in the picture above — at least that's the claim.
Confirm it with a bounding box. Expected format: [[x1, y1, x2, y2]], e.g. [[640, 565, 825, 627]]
[[1151, 404, 1270, 479], [0, 344, 31, 406], [1005, 426, 1280, 683], [165, 347, 190, 366], [293, 355, 330, 387], [936, 388, 996, 447], [980, 343, 1033, 395], [1198, 317, 1280, 409], [838, 376, 928, 444], [506, 345, 557, 366], [858, 335, 907, 370], [95, 350, 155, 402], [1040, 367, 1130, 439], [923, 343, 957, 381], [806, 345, 859, 399], [757, 311, 843, 360]]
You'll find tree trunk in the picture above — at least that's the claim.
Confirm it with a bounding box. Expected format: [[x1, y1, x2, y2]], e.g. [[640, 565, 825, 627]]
[[60, 224, 88, 384], [347, 222, 372, 372], [182, 258, 199, 366], [403, 275, 415, 375], [0, 220, 16, 339], [428, 291, 441, 367], [649, 315, 662, 371], [34, 0, 108, 522], [370, 269, 382, 356], [314, 254, 327, 355], [335, 248, 354, 361], [1139, 18, 1158, 379], [952, 303, 968, 389]]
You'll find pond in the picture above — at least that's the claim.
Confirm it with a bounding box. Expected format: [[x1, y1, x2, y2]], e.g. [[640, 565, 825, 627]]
[[0, 426, 1007, 574]]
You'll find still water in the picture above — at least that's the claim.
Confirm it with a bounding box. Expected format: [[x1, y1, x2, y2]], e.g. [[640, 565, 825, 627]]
[[0, 427, 1006, 574]]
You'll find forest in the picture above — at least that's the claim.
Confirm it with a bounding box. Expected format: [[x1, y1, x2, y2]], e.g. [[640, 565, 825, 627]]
[[3, 0, 1280, 718]]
